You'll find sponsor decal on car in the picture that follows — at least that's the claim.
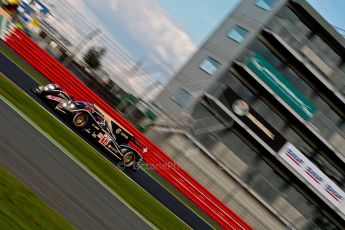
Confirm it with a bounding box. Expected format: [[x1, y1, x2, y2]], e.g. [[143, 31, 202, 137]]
[[46, 95, 65, 103], [98, 134, 111, 146], [120, 132, 129, 139]]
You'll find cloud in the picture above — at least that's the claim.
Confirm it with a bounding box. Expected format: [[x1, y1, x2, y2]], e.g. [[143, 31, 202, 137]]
[[110, 0, 119, 11], [120, 0, 196, 70], [84, 0, 197, 71]]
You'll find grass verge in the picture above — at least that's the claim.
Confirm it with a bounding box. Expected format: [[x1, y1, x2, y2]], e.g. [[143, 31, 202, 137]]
[[0, 167, 75, 230], [0, 74, 189, 230]]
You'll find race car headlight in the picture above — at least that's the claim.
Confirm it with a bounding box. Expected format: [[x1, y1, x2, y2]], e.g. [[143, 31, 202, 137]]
[[48, 84, 55, 90], [43, 86, 49, 91], [64, 102, 76, 109]]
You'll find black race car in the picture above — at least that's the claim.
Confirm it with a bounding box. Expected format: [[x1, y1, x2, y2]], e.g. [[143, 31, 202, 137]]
[[33, 84, 144, 170], [33, 83, 72, 107], [55, 100, 143, 170]]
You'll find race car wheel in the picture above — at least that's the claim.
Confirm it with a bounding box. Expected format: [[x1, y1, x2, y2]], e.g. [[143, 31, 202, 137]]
[[72, 112, 89, 128], [122, 151, 136, 168]]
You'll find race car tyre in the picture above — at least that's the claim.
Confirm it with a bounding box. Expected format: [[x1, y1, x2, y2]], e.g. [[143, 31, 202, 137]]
[[72, 112, 89, 128], [122, 150, 136, 168], [127, 161, 141, 172]]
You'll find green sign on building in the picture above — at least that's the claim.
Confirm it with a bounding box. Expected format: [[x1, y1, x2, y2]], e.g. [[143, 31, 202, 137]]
[[247, 53, 317, 121]]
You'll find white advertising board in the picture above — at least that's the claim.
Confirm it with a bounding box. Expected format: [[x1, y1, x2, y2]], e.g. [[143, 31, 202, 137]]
[[278, 142, 345, 213]]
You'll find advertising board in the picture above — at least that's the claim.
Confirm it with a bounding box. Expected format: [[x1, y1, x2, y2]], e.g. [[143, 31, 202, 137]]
[[247, 53, 317, 121], [279, 142, 345, 212]]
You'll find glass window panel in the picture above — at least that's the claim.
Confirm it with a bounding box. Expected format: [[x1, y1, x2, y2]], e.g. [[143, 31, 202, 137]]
[[192, 103, 213, 120], [173, 88, 191, 107], [227, 25, 249, 43], [236, 84, 255, 102], [199, 57, 221, 75], [255, 0, 277, 11], [223, 73, 243, 91]]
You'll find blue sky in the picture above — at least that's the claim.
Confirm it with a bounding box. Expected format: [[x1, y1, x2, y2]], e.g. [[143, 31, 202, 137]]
[[154, 0, 239, 44], [45, 0, 345, 87], [80, 0, 240, 72], [307, 0, 345, 35], [154, 0, 345, 43]]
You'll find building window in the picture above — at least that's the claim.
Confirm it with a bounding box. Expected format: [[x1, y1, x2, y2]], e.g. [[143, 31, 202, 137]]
[[227, 25, 249, 43], [173, 88, 191, 107], [199, 57, 221, 75], [255, 0, 277, 11]]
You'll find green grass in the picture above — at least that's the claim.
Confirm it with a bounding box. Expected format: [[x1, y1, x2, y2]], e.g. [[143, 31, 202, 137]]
[[0, 43, 49, 85], [0, 167, 75, 230], [0, 74, 190, 230]]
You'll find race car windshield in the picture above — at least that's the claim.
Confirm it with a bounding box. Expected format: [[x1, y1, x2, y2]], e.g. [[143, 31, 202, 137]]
[[53, 84, 61, 90], [103, 120, 112, 134]]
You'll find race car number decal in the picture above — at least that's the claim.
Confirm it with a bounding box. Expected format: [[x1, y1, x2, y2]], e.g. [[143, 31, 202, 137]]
[[98, 134, 111, 146], [46, 95, 65, 103]]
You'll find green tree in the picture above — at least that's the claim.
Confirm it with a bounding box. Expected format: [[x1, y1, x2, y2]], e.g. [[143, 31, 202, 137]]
[[83, 47, 106, 70]]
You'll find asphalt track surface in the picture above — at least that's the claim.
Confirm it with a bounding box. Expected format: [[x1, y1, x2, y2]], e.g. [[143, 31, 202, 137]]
[[0, 100, 150, 230], [0, 47, 213, 229]]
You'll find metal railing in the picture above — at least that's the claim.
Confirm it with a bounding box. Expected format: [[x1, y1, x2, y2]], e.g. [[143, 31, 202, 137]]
[[309, 113, 345, 154], [267, 17, 345, 94]]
